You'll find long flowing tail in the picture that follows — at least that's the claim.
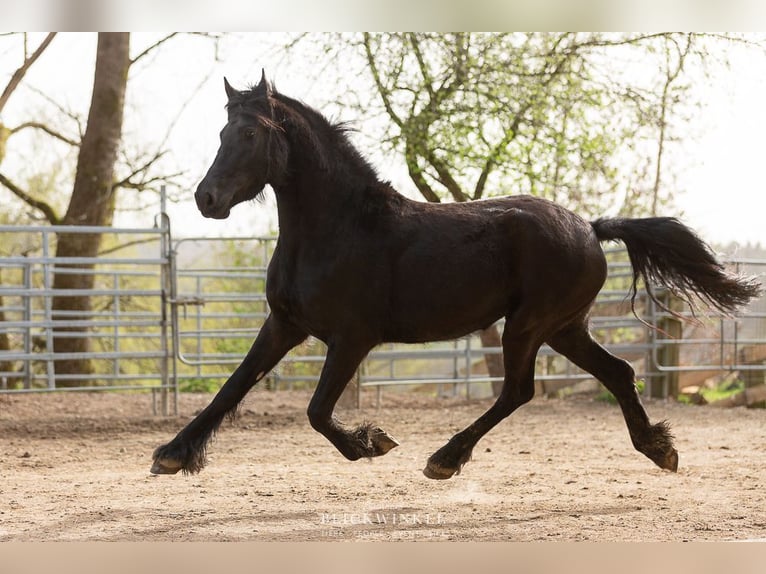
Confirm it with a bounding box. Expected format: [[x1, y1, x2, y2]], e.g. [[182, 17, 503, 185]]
[[591, 216, 762, 319]]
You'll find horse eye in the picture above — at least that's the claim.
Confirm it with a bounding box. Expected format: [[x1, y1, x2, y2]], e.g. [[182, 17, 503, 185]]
[[245, 128, 257, 139]]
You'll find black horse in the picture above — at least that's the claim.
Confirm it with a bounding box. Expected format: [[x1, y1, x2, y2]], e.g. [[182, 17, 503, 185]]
[[152, 72, 761, 480]]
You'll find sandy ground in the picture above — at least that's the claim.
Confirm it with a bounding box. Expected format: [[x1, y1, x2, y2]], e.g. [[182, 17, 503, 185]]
[[1, 388, 765, 542]]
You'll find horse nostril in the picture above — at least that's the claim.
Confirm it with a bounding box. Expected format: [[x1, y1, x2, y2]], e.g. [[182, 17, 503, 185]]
[[195, 187, 215, 213]]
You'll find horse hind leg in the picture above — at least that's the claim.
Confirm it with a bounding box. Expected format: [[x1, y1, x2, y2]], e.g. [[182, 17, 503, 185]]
[[547, 322, 678, 472], [424, 324, 541, 480]]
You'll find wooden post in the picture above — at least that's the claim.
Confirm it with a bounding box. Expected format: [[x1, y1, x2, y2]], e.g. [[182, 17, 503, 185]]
[[651, 292, 682, 399], [739, 344, 766, 389]]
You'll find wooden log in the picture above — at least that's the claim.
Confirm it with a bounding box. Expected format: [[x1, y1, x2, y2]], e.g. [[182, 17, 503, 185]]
[[679, 385, 707, 405], [708, 384, 766, 408]]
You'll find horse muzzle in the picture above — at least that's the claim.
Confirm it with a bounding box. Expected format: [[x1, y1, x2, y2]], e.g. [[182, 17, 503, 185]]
[[195, 185, 232, 219]]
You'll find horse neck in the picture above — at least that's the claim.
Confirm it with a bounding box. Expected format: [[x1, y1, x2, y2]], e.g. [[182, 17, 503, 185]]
[[272, 122, 379, 240], [273, 168, 369, 241]]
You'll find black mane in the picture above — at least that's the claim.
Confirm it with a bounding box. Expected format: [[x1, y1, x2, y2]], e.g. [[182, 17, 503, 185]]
[[232, 85, 379, 183], [276, 92, 379, 183]]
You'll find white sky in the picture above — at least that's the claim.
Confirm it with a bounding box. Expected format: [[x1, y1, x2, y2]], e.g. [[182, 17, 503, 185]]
[[674, 54, 766, 247], [2, 32, 765, 247]]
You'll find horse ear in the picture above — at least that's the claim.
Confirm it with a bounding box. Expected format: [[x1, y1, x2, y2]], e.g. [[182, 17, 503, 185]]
[[255, 68, 272, 96], [224, 77, 237, 100]]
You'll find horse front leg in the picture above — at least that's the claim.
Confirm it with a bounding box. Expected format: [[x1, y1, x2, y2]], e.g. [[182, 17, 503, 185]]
[[151, 313, 307, 474], [307, 340, 399, 460]]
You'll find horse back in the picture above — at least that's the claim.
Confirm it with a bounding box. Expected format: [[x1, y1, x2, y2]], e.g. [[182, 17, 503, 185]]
[[381, 195, 606, 342]]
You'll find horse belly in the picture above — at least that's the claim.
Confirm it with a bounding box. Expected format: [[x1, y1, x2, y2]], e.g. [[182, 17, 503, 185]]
[[384, 256, 511, 343]]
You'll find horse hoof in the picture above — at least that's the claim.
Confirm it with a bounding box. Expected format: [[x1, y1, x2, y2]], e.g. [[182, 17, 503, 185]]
[[370, 428, 399, 456], [662, 449, 679, 472], [422, 460, 457, 480], [150, 458, 183, 475]]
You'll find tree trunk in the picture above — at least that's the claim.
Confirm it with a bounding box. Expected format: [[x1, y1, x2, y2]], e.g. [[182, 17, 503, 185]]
[[52, 33, 130, 386], [479, 324, 505, 397]]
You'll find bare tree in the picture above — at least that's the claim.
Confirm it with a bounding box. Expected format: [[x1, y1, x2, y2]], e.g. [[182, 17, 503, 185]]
[[1, 32, 219, 385], [49, 33, 130, 381], [0, 33, 58, 383]]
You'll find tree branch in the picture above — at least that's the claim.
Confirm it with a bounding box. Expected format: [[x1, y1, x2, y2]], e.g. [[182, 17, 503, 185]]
[[131, 32, 223, 67], [426, 151, 469, 202], [408, 34, 435, 100], [363, 33, 405, 129], [651, 34, 693, 215], [130, 33, 179, 65], [473, 105, 528, 200], [25, 84, 86, 138], [404, 140, 440, 203], [116, 171, 185, 191], [472, 42, 573, 201], [10, 122, 80, 147], [0, 33, 56, 114], [0, 172, 61, 224], [98, 236, 160, 256]]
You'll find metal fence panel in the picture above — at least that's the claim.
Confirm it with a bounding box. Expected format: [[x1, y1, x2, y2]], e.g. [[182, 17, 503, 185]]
[[0, 221, 175, 414], [2, 210, 765, 411]]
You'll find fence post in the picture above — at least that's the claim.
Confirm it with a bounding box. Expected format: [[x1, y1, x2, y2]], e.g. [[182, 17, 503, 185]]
[[651, 291, 682, 399], [42, 230, 55, 389], [23, 261, 32, 389]]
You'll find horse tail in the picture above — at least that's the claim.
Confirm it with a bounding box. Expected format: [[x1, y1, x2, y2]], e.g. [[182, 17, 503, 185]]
[[591, 216, 762, 319]]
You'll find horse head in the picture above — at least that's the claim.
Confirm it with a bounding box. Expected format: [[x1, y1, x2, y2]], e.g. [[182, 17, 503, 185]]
[[195, 71, 289, 219]]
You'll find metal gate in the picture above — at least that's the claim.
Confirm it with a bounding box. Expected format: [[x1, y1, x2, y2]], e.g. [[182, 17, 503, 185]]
[[0, 215, 175, 412]]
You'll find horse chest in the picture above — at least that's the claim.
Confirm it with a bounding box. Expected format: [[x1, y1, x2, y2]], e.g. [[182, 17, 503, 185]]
[[266, 250, 369, 337]]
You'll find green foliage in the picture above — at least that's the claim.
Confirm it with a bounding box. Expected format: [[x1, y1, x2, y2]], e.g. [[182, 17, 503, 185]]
[[0, 123, 9, 165], [699, 378, 745, 403], [595, 379, 645, 405], [179, 377, 222, 393], [306, 32, 724, 219]]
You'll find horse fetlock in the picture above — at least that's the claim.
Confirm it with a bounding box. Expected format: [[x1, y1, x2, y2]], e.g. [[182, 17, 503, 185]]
[[631, 420, 679, 472]]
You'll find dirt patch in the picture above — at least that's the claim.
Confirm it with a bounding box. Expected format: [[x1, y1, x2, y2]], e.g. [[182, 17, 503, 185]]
[[1, 389, 765, 541]]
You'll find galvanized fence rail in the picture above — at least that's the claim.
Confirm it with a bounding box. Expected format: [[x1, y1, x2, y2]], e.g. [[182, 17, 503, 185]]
[[0, 216, 175, 414], [2, 205, 765, 413], [168, 236, 766, 404]]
